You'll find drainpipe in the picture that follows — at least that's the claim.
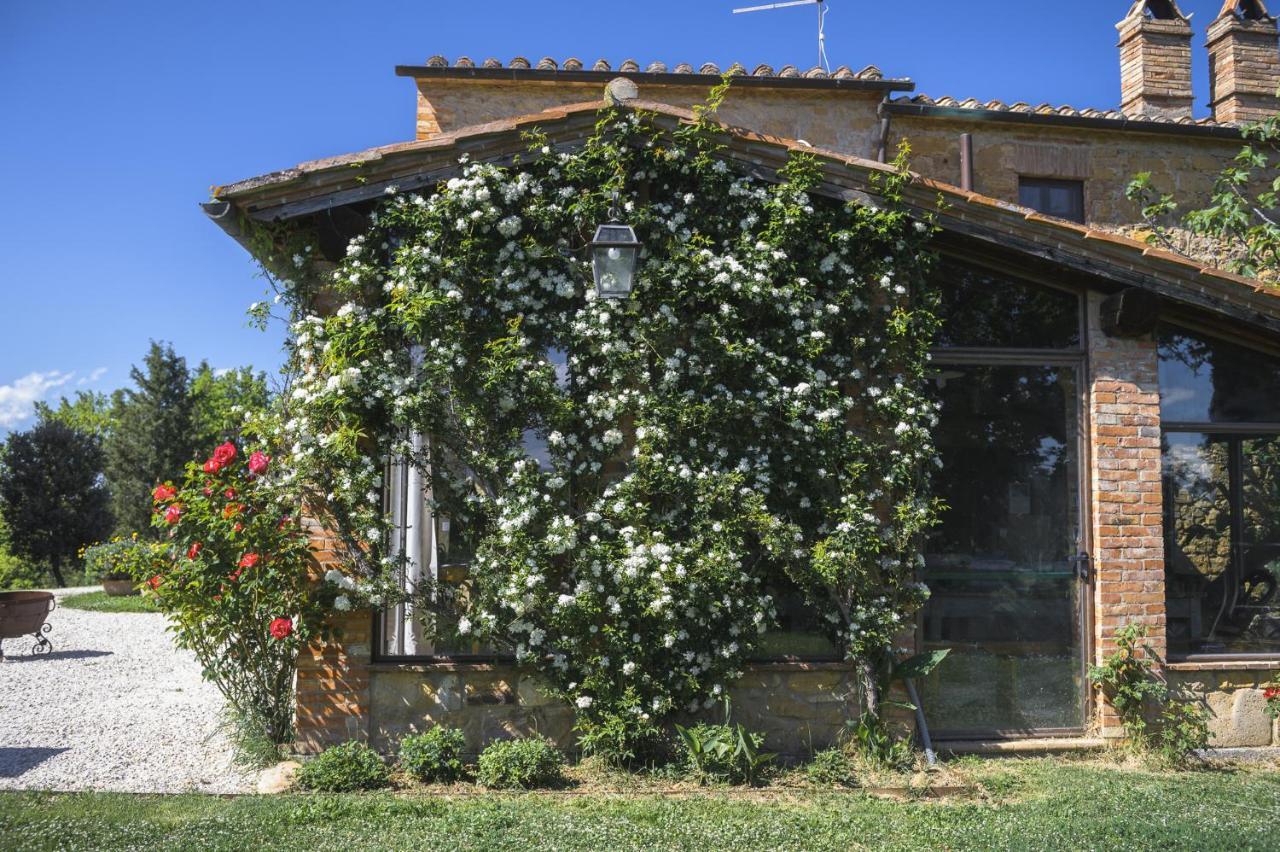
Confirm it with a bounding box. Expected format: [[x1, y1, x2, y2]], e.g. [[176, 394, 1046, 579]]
[[959, 133, 974, 192], [876, 95, 893, 163], [904, 677, 937, 765]]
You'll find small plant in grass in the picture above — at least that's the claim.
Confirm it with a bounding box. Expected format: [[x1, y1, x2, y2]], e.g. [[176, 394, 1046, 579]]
[[295, 742, 389, 792], [1088, 622, 1209, 767], [674, 710, 775, 786], [804, 747, 858, 787], [399, 727, 467, 783], [475, 737, 565, 789], [846, 712, 915, 772]]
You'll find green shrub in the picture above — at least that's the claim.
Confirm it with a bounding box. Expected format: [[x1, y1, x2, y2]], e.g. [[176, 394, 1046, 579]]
[[82, 535, 166, 583], [0, 552, 43, 590], [804, 747, 858, 787], [399, 727, 467, 783], [295, 742, 389, 792], [475, 737, 565, 789], [1088, 622, 1209, 767], [674, 722, 774, 786]]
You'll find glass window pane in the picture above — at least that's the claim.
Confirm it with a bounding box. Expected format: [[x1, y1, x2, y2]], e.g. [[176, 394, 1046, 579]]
[[1158, 325, 1280, 423], [934, 262, 1081, 349], [1018, 178, 1085, 223], [919, 365, 1085, 732], [1164, 433, 1280, 655]]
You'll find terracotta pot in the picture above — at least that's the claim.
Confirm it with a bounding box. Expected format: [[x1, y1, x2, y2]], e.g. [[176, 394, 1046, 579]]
[[102, 579, 138, 597]]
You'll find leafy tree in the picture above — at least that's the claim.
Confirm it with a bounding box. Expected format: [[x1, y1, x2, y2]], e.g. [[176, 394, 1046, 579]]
[[104, 342, 199, 536], [190, 363, 270, 450], [35, 390, 116, 441], [0, 419, 113, 587], [1127, 113, 1280, 280]]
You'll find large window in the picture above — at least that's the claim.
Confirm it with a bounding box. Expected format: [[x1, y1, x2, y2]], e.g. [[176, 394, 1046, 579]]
[[918, 261, 1088, 735], [1160, 324, 1280, 657]]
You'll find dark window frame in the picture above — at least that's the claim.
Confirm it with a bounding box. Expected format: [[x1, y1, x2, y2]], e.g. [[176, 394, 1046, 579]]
[[1018, 176, 1086, 224]]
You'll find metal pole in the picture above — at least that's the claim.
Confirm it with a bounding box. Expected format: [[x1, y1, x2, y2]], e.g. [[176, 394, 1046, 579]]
[[959, 133, 974, 192]]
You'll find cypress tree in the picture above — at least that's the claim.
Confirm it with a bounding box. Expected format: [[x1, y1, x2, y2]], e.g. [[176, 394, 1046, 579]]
[[104, 342, 199, 536]]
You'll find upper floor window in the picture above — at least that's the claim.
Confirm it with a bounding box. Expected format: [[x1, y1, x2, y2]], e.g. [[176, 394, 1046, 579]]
[[1018, 178, 1085, 224]]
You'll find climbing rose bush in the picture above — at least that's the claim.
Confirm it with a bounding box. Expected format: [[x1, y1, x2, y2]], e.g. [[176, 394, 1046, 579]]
[[265, 87, 940, 756], [143, 440, 327, 744]]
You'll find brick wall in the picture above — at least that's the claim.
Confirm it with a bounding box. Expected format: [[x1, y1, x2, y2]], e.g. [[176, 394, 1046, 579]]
[[294, 521, 371, 754], [1086, 291, 1167, 737]]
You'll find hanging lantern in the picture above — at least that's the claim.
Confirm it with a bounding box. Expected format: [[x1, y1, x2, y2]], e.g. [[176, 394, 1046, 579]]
[[589, 223, 642, 299]]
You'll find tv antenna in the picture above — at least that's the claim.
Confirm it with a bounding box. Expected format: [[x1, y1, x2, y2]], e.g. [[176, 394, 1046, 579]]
[[733, 0, 830, 73]]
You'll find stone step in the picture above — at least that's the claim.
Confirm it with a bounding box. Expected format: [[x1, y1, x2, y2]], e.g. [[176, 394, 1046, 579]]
[[935, 737, 1107, 755]]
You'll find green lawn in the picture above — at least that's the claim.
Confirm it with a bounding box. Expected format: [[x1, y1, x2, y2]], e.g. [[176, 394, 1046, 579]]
[[2, 759, 1278, 851], [58, 590, 156, 613]]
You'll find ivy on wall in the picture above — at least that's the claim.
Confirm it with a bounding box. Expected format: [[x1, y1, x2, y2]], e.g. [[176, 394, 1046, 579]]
[[265, 89, 941, 756]]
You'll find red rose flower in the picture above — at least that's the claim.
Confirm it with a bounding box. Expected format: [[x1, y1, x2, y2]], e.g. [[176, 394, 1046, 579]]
[[228, 568, 242, 583], [248, 451, 271, 476], [164, 504, 183, 525], [224, 488, 237, 500], [233, 522, 244, 533], [152, 483, 176, 503], [203, 487, 214, 497], [222, 503, 242, 519], [148, 575, 162, 590], [1265, 687, 1280, 701], [203, 458, 222, 475], [238, 552, 260, 569], [213, 441, 238, 467], [187, 542, 203, 560], [269, 617, 293, 640]]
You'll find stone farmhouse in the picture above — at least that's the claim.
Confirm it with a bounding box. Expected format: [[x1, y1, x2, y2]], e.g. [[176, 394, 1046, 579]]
[[207, 1, 1280, 754]]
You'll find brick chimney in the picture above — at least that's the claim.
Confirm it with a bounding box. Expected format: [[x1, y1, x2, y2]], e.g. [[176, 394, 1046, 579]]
[[1117, 0, 1196, 120], [1207, 0, 1280, 124]]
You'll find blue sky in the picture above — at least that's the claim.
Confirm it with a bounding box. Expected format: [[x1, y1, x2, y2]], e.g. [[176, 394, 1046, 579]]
[[0, 1, 1234, 431]]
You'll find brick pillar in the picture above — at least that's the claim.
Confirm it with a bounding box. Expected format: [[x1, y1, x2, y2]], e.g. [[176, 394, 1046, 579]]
[[1117, 1, 1196, 122], [1207, 1, 1280, 125], [294, 520, 371, 754], [1087, 291, 1167, 738]]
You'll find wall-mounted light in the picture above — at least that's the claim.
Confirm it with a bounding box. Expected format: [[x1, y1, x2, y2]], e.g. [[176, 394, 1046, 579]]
[[589, 223, 642, 299]]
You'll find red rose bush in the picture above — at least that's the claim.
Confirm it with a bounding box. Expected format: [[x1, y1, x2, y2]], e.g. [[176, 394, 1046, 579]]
[[144, 440, 327, 745]]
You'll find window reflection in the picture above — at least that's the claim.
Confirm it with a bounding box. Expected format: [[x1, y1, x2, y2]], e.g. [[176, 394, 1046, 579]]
[[1158, 326, 1280, 423], [919, 365, 1085, 732], [934, 263, 1081, 349], [1164, 433, 1280, 654]]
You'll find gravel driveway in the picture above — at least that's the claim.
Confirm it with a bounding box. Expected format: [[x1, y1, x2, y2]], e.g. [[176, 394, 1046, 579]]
[[0, 588, 253, 793]]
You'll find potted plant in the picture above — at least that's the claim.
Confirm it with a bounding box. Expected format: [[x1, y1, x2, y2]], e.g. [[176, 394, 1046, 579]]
[[82, 535, 164, 596]]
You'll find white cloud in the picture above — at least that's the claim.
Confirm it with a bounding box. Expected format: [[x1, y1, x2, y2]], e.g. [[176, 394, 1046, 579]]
[[0, 371, 76, 429], [77, 367, 108, 386]]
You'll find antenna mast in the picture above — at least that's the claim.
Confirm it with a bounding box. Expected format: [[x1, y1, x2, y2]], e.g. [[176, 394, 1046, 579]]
[[733, 0, 830, 73]]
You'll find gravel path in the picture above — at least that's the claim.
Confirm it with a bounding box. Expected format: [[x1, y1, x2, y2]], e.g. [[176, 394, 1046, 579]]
[[0, 588, 254, 793]]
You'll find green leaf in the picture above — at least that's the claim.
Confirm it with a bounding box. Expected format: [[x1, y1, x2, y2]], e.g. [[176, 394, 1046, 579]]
[[893, 648, 950, 681]]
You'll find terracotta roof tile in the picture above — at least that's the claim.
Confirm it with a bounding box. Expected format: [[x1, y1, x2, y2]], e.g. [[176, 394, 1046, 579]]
[[891, 93, 1235, 128], [405, 57, 906, 85]]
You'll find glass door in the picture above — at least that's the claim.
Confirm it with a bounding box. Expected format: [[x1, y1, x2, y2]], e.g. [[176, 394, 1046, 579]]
[[917, 364, 1088, 735]]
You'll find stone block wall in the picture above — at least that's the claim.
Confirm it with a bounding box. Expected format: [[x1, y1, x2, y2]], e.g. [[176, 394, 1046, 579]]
[[1168, 663, 1280, 747], [364, 660, 864, 758], [1086, 291, 1167, 738]]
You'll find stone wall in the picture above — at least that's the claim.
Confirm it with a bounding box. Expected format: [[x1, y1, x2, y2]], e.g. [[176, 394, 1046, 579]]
[[1168, 663, 1280, 747], [409, 76, 1244, 229], [364, 658, 864, 758], [415, 79, 886, 161], [890, 115, 1241, 226]]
